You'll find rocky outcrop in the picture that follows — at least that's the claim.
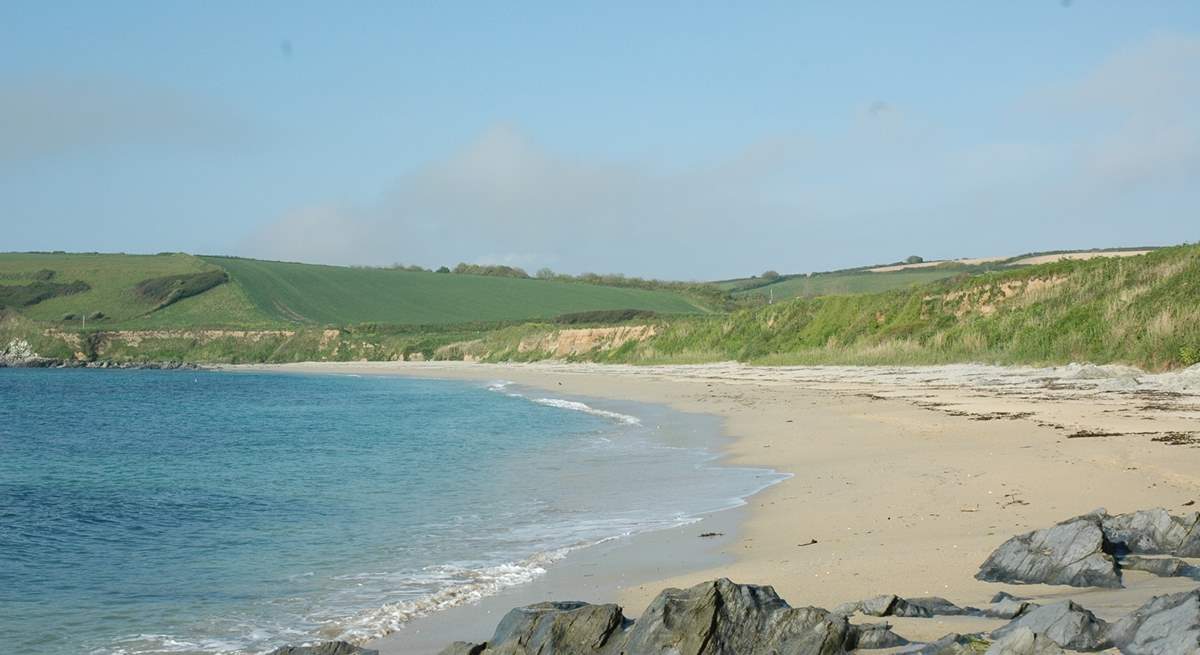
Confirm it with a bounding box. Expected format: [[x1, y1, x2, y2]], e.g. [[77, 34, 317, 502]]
[[989, 601, 1111, 651], [438, 578, 905, 655], [487, 601, 627, 654], [268, 642, 378, 655], [1108, 589, 1200, 655], [976, 508, 1200, 588], [516, 325, 657, 358], [975, 512, 1122, 588]]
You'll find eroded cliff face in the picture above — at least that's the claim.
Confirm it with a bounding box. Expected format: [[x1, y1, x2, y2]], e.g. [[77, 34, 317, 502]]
[[516, 325, 658, 357], [14, 324, 662, 365]]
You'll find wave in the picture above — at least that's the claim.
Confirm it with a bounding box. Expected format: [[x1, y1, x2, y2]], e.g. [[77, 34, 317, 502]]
[[485, 381, 642, 425], [323, 546, 577, 646], [530, 398, 642, 425]]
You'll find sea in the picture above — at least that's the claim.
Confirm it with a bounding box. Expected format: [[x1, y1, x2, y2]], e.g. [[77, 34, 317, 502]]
[[0, 368, 782, 654]]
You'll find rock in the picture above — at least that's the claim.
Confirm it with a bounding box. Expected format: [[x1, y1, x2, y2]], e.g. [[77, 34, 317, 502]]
[[834, 594, 935, 618], [845, 621, 908, 649], [983, 627, 1064, 655], [1120, 555, 1200, 579], [438, 643, 486, 655], [906, 633, 991, 654], [975, 512, 1122, 588], [1108, 589, 1200, 655], [989, 601, 1111, 651], [621, 578, 852, 655], [485, 601, 627, 654], [908, 596, 973, 616], [1102, 508, 1200, 556], [267, 642, 378, 655]]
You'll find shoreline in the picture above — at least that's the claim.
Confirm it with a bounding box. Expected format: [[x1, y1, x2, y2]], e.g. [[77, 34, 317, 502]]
[[236, 360, 1200, 651]]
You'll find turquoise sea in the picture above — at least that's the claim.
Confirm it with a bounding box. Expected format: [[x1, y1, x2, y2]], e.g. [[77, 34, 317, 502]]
[[0, 369, 780, 654]]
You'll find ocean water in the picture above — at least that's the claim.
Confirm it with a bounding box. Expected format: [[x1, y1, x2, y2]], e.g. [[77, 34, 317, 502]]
[[0, 369, 781, 655]]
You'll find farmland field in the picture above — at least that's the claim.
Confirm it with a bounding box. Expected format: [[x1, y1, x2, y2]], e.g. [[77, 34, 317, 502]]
[[732, 269, 966, 300], [204, 256, 709, 325]]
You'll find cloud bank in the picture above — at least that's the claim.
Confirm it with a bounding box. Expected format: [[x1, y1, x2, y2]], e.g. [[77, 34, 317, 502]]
[[244, 34, 1200, 279]]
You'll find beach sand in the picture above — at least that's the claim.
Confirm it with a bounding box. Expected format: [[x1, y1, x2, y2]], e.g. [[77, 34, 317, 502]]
[[241, 361, 1200, 652]]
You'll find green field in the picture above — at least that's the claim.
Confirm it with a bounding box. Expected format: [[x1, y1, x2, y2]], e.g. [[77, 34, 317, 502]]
[[732, 269, 967, 300], [0, 252, 710, 328]]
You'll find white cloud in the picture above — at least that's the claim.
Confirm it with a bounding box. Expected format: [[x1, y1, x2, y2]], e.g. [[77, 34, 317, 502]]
[[243, 34, 1200, 278]]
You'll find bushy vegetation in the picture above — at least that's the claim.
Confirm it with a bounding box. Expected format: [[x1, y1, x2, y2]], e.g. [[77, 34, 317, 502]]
[[452, 263, 530, 278], [554, 309, 657, 325], [134, 270, 228, 310], [0, 280, 90, 308]]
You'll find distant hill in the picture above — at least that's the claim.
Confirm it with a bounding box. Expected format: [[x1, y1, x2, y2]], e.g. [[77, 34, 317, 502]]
[[0, 253, 709, 328]]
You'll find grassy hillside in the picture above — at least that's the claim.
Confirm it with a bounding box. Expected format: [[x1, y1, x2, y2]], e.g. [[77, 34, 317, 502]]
[[203, 256, 709, 325], [0, 253, 267, 326], [595, 245, 1199, 370], [0, 252, 711, 329]]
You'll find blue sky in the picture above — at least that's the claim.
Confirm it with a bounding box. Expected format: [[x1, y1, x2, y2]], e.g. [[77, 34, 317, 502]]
[[2, 2, 1198, 278]]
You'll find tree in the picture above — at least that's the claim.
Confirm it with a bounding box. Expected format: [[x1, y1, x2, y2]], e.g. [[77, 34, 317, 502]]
[[435, 266, 450, 274], [905, 255, 924, 264], [761, 270, 780, 280], [535, 267, 556, 279]]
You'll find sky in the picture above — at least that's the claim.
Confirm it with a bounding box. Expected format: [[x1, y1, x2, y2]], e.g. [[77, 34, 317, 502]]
[[2, 2, 1198, 280]]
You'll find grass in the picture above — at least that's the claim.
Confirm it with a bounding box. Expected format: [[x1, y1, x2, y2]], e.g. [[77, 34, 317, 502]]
[[203, 256, 709, 325], [734, 269, 967, 300], [603, 245, 1198, 370], [0, 253, 247, 325]]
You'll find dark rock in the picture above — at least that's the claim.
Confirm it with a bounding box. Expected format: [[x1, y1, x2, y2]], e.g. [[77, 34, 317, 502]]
[[621, 578, 852, 655], [437, 642, 486, 655], [267, 642, 378, 655], [980, 593, 1038, 620], [1102, 508, 1200, 556], [975, 512, 1122, 588], [486, 601, 627, 654], [834, 593, 973, 618], [989, 601, 1111, 651], [983, 627, 1065, 654], [908, 596, 974, 616], [845, 621, 908, 649], [1108, 588, 1200, 655], [1119, 555, 1200, 579]]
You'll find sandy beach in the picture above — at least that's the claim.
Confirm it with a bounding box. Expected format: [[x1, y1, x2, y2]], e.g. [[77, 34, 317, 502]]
[[240, 360, 1200, 652]]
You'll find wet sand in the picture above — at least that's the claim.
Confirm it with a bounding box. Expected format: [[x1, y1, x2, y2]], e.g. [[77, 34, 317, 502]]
[[241, 361, 1200, 651]]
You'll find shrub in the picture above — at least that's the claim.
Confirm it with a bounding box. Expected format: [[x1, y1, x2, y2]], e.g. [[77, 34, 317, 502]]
[[1181, 345, 1200, 367], [133, 269, 228, 309]]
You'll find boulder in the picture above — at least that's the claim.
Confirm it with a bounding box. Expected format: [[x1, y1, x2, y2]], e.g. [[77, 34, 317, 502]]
[[1119, 555, 1200, 579], [621, 578, 852, 655], [843, 622, 908, 649], [1102, 508, 1200, 556], [984, 627, 1064, 655], [980, 596, 1037, 620], [834, 594, 935, 618], [989, 601, 1110, 651], [975, 512, 1122, 588], [1108, 588, 1200, 655], [485, 601, 627, 655], [908, 596, 974, 616], [268, 642, 378, 655]]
